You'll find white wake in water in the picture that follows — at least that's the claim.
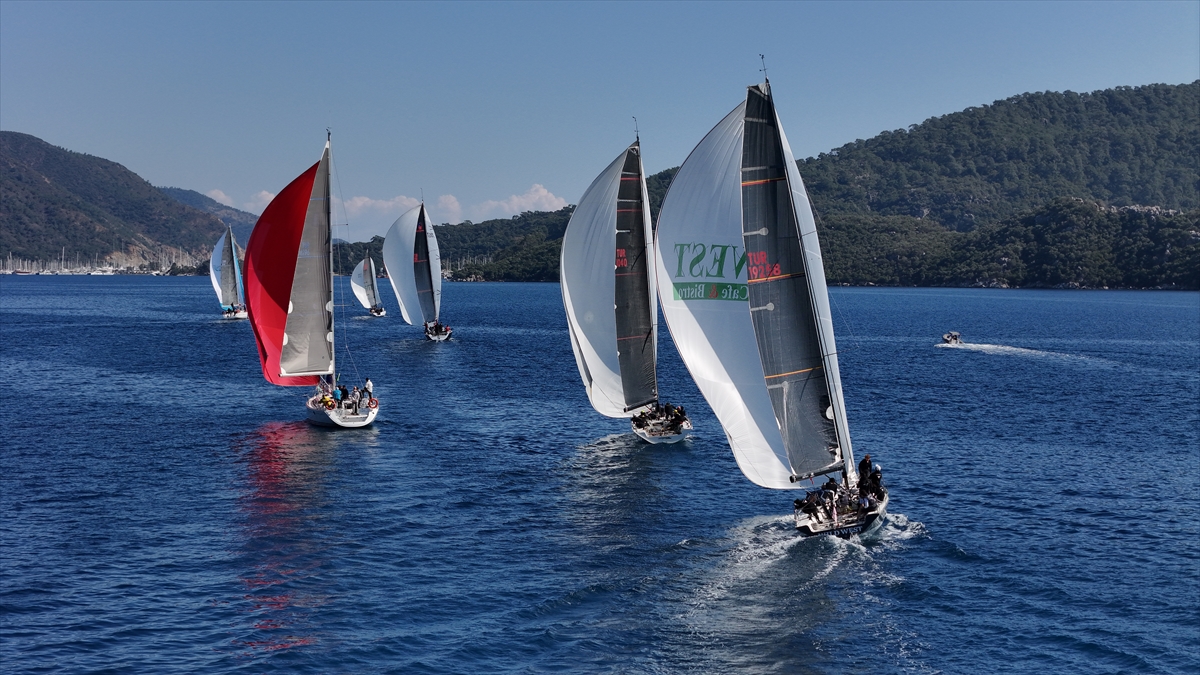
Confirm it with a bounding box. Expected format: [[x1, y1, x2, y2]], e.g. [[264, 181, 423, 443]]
[[936, 341, 1108, 365]]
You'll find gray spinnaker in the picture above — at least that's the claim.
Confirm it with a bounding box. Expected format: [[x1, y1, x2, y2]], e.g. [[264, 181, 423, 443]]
[[280, 144, 335, 377], [614, 142, 658, 410], [743, 82, 853, 481]]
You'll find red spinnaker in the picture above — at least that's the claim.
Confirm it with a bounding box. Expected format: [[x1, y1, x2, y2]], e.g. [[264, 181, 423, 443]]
[[244, 161, 321, 386]]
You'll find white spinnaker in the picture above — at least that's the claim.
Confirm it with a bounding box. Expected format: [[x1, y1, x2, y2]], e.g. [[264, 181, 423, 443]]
[[561, 149, 626, 417], [350, 258, 372, 309], [209, 231, 227, 305], [776, 108, 855, 479], [427, 218, 443, 321], [382, 205, 422, 325], [654, 102, 795, 489]]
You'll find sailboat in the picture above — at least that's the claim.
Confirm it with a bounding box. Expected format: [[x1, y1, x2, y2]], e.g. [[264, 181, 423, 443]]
[[561, 139, 692, 444], [382, 203, 451, 341], [653, 80, 887, 538], [209, 224, 248, 319], [350, 257, 387, 316], [243, 135, 379, 428]]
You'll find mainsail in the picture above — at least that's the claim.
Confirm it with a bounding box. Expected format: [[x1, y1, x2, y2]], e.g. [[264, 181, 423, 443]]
[[654, 83, 855, 488], [209, 225, 245, 309], [350, 257, 381, 309], [382, 203, 442, 325], [244, 143, 335, 386], [561, 141, 658, 417]]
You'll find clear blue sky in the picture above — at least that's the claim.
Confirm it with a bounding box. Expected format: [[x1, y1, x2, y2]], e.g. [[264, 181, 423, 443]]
[[2, 1, 1197, 241]]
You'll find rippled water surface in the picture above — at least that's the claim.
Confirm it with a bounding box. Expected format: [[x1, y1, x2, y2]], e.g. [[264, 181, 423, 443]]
[[2, 277, 1197, 674]]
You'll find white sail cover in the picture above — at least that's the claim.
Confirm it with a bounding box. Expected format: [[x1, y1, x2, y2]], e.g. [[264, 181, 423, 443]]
[[382, 204, 442, 325], [560, 145, 658, 417], [655, 91, 854, 490], [350, 257, 379, 309]]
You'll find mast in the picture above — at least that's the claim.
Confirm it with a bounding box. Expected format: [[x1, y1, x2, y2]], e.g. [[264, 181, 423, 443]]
[[326, 132, 335, 381]]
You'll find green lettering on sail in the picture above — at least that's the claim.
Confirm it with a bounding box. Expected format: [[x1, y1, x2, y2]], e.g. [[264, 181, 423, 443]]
[[672, 282, 749, 301]]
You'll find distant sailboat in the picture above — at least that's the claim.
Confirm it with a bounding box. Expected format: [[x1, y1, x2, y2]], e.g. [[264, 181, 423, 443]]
[[243, 135, 379, 428], [561, 139, 692, 443], [209, 224, 248, 319], [654, 81, 887, 537], [382, 203, 452, 341], [351, 257, 387, 316]]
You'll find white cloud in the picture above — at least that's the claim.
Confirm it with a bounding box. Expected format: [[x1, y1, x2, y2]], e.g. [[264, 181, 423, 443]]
[[434, 194, 462, 223], [339, 194, 421, 219], [327, 186, 565, 242], [243, 190, 276, 214], [469, 184, 567, 221], [205, 189, 234, 206]]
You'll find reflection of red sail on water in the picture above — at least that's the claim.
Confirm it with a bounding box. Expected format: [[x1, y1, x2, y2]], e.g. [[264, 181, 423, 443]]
[[232, 421, 336, 654]]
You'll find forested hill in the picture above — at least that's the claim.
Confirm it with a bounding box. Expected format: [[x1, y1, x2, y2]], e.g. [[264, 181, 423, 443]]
[[0, 131, 224, 262], [159, 187, 258, 245], [436, 82, 1198, 288], [800, 81, 1199, 229]]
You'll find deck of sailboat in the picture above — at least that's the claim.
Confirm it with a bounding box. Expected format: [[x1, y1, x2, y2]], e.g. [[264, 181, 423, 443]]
[[795, 489, 889, 539], [304, 397, 377, 428]]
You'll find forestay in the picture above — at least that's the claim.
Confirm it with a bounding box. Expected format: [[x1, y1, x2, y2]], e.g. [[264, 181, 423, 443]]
[[561, 141, 658, 418]]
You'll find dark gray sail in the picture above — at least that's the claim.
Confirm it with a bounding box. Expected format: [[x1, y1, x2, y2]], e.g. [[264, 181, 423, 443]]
[[280, 145, 334, 377], [413, 206, 437, 322], [219, 226, 240, 305], [614, 143, 658, 411], [365, 258, 380, 308], [741, 83, 840, 478]]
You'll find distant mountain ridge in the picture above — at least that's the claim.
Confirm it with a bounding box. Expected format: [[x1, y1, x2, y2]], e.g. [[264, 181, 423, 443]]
[[158, 187, 258, 246], [0, 131, 224, 264], [2, 81, 1195, 287]]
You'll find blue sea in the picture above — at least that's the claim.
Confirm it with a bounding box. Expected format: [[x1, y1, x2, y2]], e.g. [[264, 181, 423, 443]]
[[1, 276, 1197, 674]]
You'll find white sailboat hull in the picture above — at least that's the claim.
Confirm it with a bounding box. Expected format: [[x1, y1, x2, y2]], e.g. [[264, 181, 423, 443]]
[[305, 396, 378, 428], [795, 489, 889, 539], [632, 418, 692, 444], [223, 310, 248, 320]]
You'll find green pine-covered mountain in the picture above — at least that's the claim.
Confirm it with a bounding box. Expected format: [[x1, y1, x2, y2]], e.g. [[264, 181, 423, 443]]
[[801, 82, 1198, 229], [0, 131, 225, 263]]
